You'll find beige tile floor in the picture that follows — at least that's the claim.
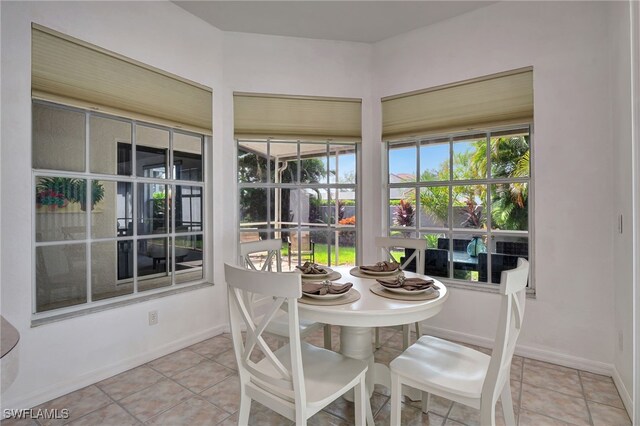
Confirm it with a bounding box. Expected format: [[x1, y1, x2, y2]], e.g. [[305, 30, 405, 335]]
[[3, 327, 631, 426]]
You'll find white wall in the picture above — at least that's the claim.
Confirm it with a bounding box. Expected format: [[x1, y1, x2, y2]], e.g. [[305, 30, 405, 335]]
[[610, 1, 635, 412], [0, 1, 229, 410], [631, 0, 640, 421], [373, 1, 618, 371]]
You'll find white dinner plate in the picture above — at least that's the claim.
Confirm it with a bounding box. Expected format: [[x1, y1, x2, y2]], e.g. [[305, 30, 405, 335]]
[[300, 267, 333, 278], [359, 267, 399, 276], [381, 286, 435, 295], [302, 291, 347, 300]]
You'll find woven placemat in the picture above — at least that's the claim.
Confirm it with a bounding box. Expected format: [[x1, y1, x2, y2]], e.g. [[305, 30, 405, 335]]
[[349, 267, 400, 279], [299, 288, 361, 306], [302, 270, 342, 282], [370, 283, 439, 301]]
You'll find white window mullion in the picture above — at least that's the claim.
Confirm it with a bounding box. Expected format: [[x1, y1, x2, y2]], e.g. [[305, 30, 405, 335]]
[[448, 135, 454, 279], [169, 129, 175, 286], [85, 112, 92, 302], [132, 122, 139, 294], [485, 131, 492, 284]]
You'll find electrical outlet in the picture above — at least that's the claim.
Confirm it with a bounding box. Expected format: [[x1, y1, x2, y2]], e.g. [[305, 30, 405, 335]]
[[618, 330, 623, 351], [149, 310, 158, 326]]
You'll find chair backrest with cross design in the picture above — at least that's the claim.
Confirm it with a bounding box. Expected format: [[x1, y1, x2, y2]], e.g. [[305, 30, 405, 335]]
[[225, 263, 305, 419], [481, 258, 529, 416], [375, 236, 428, 275], [240, 239, 283, 272]]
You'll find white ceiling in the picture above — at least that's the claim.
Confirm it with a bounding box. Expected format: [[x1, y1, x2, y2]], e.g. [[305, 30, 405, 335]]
[[173, 1, 496, 43]]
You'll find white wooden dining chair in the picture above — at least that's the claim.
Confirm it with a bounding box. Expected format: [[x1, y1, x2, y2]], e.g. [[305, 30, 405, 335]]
[[239, 240, 331, 349], [374, 236, 428, 349], [389, 258, 530, 426], [225, 263, 374, 425]]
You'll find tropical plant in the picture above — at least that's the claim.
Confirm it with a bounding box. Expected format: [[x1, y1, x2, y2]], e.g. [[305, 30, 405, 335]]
[[36, 177, 105, 211], [36, 189, 67, 208], [472, 136, 529, 230], [74, 180, 105, 211], [418, 135, 529, 231], [460, 200, 483, 228], [422, 234, 440, 249], [393, 200, 415, 236], [152, 191, 166, 218]]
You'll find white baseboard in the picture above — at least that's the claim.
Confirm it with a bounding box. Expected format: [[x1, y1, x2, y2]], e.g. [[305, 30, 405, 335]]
[[419, 324, 614, 375], [612, 367, 634, 418], [1, 324, 227, 413]]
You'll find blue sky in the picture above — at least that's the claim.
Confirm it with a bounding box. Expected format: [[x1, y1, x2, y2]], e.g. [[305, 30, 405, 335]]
[[389, 144, 448, 178], [389, 141, 477, 179]]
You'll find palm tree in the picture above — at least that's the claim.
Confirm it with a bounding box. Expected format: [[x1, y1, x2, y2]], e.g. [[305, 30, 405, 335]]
[[418, 135, 529, 231], [473, 136, 529, 230]]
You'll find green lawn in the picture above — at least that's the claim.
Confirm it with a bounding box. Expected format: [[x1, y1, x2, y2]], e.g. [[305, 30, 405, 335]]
[[282, 244, 356, 266]]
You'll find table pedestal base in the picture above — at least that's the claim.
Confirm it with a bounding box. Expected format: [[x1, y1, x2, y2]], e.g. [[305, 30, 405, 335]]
[[340, 326, 421, 402], [340, 326, 375, 398]]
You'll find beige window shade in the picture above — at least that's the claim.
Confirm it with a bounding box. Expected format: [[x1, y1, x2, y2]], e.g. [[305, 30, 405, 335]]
[[382, 68, 533, 141], [234, 93, 362, 142], [32, 24, 212, 135]]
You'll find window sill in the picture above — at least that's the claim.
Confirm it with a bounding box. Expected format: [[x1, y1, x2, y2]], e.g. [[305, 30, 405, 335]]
[[31, 282, 214, 327], [438, 278, 536, 298]]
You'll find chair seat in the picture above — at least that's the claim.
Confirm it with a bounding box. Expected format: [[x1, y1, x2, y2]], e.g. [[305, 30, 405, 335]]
[[256, 341, 367, 408], [390, 336, 490, 399], [265, 313, 322, 338]]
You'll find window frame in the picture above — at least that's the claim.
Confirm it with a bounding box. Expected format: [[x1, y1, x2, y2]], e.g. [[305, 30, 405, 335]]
[[32, 100, 209, 320], [236, 139, 360, 268], [384, 124, 535, 294]]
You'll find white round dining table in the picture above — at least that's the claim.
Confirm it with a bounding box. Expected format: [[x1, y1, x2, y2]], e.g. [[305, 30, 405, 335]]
[[297, 266, 449, 397]]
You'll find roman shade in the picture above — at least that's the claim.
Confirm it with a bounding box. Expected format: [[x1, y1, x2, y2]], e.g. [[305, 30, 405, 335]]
[[381, 68, 533, 141], [31, 24, 212, 135], [234, 92, 362, 142]]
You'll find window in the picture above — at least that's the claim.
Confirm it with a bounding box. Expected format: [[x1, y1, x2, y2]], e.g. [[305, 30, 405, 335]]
[[33, 101, 206, 314], [238, 140, 358, 271], [386, 126, 532, 287]]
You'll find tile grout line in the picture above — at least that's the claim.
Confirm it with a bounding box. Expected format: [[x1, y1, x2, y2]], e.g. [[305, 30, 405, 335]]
[[134, 351, 228, 424], [442, 397, 455, 423], [196, 376, 241, 418], [580, 373, 630, 412], [515, 357, 524, 425], [519, 366, 588, 400], [97, 386, 145, 426], [59, 385, 139, 426], [577, 371, 595, 426], [140, 366, 230, 425], [93, 367, 165, 409]]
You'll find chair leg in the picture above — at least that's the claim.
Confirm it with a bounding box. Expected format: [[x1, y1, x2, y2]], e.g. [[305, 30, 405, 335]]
[[323, 324, 332, 349], [402, 324, 410, 349], [414, 321, 421, 339], [480, 397, 497, 426], [375, 328, 381, 349], [238, 394, 251, 425], [354, 376, 366, 426], [390, 373, 402, 426], [421, 391, 430, 414], [500, 380, 516, 426]]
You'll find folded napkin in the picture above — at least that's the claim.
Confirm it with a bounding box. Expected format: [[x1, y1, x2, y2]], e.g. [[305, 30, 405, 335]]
[[302, 281, 353, 295], [296, 261, 328, 275], [377, 277, 436, 291], [360, 261, 399, 272]]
